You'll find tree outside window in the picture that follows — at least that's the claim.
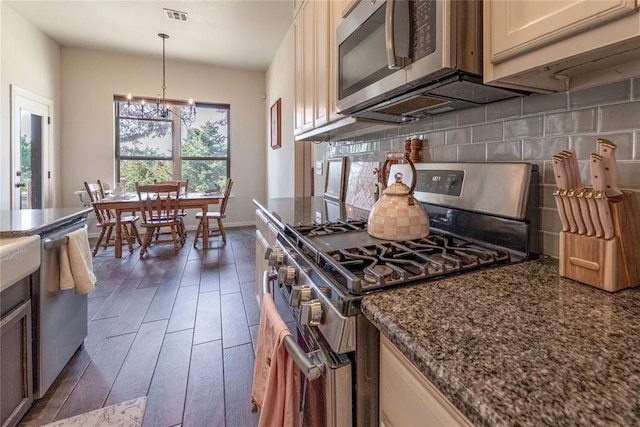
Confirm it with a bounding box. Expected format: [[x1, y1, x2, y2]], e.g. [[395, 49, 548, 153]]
[[115, 99, 230, 193]]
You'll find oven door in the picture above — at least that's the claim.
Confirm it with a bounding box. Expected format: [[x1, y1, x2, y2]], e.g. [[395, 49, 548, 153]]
[[262, 272, 353, 426], [336, 0, 409, 113]]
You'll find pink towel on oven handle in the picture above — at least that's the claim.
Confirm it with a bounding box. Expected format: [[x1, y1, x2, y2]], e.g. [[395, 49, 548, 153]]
[[251, 293, 301, 427]]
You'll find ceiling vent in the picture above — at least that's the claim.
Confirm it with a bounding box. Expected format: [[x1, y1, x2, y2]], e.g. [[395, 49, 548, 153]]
[[164, 8, 189, 22]]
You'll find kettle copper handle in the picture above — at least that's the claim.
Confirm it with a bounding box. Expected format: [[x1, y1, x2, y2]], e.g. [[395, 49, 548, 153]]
[[381, 152, 417, 193]]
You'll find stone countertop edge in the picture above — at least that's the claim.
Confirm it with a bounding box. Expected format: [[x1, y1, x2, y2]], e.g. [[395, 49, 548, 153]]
[[252, 199, 285, 229], [361, 257, 640, 427], [0, 207, 92, 237]]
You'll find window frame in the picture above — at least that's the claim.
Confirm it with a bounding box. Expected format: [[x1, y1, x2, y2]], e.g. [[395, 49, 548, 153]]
[[114, 96, 231, 187]]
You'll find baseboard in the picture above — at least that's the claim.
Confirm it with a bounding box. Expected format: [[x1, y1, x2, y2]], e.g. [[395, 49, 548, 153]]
[[86, 221, 256, 239]]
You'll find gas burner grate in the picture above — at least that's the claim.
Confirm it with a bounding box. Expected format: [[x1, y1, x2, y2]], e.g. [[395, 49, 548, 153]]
[[317, 233, 510, 294], [292, 219, 368, 236]]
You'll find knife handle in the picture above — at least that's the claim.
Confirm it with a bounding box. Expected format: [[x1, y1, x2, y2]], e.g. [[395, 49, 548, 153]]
[[553, 189, 570, 232], [594, 190, 615, 239], [597, 139, 623, 198], [561, 149, 583, 191], [576, 190, 595, 236], [552, 156, 570, 189], [567, 189, 586, 234], [560, 190, 578, 233], [584, 189, 604, 238]]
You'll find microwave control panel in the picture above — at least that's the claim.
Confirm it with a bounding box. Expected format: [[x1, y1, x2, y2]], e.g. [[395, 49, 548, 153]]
[[412, 0, 437, 60]]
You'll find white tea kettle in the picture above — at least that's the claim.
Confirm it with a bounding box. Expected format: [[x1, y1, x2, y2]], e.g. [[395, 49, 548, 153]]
[[367, 152, 430, 240]]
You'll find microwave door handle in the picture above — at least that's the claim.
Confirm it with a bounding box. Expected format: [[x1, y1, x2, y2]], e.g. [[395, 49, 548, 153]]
[[385, 0, 411, 69], [262, 270, 326, 381]]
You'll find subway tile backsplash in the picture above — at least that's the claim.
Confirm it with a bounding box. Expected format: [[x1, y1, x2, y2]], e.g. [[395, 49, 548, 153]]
[[327, 76, 640, 258]]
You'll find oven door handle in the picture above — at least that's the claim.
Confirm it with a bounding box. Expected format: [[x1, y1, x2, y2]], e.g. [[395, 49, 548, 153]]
[[263, 271, 326, 381]]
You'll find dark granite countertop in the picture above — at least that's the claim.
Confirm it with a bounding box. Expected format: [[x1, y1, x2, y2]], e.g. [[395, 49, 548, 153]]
[[362, 258, 640, 427], [0, 208, 92, 237], [252, 197, 370, 230]]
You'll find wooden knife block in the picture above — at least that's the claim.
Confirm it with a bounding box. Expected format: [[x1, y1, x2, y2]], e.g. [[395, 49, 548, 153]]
[[559, 191, 640, 292]]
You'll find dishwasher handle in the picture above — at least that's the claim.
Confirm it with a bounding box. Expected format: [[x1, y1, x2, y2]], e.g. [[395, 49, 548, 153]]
[[43, 236, 68, 250], [262, 270, 326, 381]]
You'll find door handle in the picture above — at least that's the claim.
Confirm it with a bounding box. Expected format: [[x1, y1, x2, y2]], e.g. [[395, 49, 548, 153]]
[[15, 182, 27, 188]]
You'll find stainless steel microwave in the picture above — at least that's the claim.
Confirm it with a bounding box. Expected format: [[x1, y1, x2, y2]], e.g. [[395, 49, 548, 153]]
[[336, 0, 525, 123]]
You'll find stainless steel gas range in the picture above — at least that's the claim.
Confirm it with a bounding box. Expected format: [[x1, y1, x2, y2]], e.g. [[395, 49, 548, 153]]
[[260, 162, 539, 426]]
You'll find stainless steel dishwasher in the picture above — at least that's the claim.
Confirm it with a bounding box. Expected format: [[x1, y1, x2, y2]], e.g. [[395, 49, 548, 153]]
[[33, 218, 89, 398]]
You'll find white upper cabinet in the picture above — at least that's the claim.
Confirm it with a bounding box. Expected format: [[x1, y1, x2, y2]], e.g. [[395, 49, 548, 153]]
[[294, 0, 316, 133], [294, 0, 346, 136], [484, 0, 640, 92]]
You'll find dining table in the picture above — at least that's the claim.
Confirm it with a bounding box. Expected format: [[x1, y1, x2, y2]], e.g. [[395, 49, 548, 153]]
[[93, 192, 224, 258]]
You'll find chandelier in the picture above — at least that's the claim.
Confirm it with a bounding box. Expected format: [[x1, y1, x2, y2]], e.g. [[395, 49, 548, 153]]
[[125, 33, 196, 125]]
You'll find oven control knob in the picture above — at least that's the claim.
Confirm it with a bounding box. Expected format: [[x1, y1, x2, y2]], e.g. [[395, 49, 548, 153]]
[[268, 248, 284, 267], [277, 266, 296, 285], [285, 248, 298, 261], [299, 300, 322, 326], [289, 285, 311, 307]]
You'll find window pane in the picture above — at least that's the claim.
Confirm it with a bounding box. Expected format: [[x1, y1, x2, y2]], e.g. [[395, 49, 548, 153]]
[[182, 160, 227, 193], [181, 107, 228, 158], [118, 118, 172, 158], [120, 160, 174, 190]]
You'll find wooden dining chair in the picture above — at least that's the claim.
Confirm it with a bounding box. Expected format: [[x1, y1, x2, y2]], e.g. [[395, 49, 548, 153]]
[[84, 181, 142, 256], [153, 179, 189, 240], [136, 182, 185, 257], [194, 179, 233, 247]]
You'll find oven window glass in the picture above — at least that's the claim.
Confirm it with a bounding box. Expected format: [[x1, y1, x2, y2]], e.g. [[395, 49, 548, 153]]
[[339, 3, 397, 99]]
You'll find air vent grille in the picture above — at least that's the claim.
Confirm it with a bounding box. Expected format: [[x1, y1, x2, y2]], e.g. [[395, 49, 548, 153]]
[[164, 8, 189, 22]]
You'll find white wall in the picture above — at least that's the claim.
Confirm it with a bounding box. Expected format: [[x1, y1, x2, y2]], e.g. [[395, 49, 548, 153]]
[[0, 2, 61, 210], [265, 24, 311, 199], [60, 47, 266, 227]]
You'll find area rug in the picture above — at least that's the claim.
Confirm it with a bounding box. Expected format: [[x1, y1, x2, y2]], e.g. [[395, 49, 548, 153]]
[[43, 396, 147, 427]]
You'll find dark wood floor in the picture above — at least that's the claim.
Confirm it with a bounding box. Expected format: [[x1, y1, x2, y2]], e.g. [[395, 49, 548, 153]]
[[20, 226, 261, 427]]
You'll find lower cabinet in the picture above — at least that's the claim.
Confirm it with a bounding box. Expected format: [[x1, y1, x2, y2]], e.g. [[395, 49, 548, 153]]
[[379, 335, 472, 427], [1, 282, 33, 427]]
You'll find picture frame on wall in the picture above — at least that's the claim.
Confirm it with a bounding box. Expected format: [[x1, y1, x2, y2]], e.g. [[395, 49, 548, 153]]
[[324, 157, 347, 201], [270, 98, 281, 149]]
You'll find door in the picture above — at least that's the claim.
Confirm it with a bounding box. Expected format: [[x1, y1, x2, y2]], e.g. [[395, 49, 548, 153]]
[[11, 86, 52, 210]]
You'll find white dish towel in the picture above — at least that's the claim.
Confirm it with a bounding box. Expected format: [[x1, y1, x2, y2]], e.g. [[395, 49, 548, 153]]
[[60, 225, 96, 294]]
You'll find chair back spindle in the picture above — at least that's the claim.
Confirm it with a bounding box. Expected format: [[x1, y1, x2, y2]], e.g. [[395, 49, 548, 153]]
[[83, 180, 142, 256], [219, 179, 234, 216], [135, 182, 185, 257], [136, 183, 181, 224]]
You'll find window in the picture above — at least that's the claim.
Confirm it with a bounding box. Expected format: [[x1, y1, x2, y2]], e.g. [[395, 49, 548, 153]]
[[115, 98, 230, 193]]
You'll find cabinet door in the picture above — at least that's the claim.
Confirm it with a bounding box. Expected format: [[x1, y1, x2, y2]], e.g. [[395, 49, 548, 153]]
[[1, 300, 33, 427], [489, 0, 637, 64], [302, 0, 316, 131], [314, 0, 330, 127], [329, 0, 344, 122], [293, 0, 318, 133], [294, 9, 305, 133], [379, 335, 472, 427]]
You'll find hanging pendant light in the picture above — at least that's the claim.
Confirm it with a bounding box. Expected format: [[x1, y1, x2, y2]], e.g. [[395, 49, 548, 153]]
[[125, 33, 196, 125]]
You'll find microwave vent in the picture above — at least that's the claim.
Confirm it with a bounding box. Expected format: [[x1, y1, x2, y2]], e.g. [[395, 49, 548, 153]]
[[378, 95, 451, 116]]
